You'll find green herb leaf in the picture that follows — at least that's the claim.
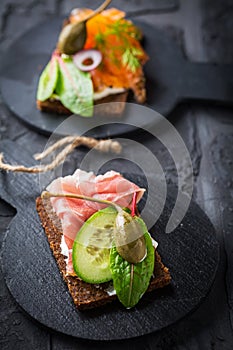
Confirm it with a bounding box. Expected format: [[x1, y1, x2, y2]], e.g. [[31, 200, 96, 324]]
[[122, 47, 143, 72], [94, 20, 143, 73], [37, 57, 58, 101], [56, 56, 93, 117], [95, 32, 106, 47], [110, 218, 155, 308]]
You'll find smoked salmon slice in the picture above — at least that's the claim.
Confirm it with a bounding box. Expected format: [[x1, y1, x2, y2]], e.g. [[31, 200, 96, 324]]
[[69, 8, 148, 102]]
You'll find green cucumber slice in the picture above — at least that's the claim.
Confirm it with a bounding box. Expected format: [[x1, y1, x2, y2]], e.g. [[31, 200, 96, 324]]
[[72, 206, 117, 284]]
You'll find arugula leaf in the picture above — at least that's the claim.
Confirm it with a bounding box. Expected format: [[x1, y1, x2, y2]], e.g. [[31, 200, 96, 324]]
[[110, 218, 155, 308], [37, 56, 58, 101], [56, 56, 93, 117]]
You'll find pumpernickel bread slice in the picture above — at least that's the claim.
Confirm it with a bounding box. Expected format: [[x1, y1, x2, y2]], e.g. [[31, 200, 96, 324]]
[[37, 91, 128, 116], [36, 196, 171, 310]]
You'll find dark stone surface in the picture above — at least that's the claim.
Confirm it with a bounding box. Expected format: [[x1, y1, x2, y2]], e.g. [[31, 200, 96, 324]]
[[61, 0, 179, 17], [0, 0, 232, 349], [201, 0, 233, 63]]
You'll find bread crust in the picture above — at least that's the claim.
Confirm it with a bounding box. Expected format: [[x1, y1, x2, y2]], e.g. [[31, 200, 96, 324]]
[[37, 91, 129, 116], [36, 196, 171, 310]]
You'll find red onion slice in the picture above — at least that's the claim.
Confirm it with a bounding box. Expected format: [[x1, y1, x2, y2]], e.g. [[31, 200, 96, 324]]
[[73, 49, 102, 72]]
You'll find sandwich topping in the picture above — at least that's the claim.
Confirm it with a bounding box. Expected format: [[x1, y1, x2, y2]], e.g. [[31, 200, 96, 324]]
[[37, 4, 148, 116], [43, 169, 158, 308], [73, 49, 102, 72]]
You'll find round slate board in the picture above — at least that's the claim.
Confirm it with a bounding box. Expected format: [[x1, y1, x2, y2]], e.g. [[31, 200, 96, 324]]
[[0, 141, 219, 340], [1, 17, 232, 137]]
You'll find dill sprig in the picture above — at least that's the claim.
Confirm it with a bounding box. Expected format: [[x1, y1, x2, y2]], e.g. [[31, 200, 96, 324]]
[[122, 47, 143, 73], [94, 19, 143, 72], [105, 20, 142, 40]]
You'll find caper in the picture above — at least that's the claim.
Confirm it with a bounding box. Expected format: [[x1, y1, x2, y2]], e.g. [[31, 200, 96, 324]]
[[114, 210, 147, 264], [57, 22, 87, 55], [57, 0, 112, 55]]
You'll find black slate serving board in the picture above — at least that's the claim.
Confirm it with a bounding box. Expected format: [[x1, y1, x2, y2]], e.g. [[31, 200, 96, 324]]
[[0, 140, 219, 340], [0, 18, 233, 137]]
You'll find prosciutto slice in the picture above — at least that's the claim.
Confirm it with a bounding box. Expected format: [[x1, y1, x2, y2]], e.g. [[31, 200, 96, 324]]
[[47, 170, 145, 275]]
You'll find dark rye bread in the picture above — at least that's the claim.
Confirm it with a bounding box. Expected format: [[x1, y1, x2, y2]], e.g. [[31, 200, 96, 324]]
[[37, 90, 128, 116], [36, 196, 171, 310]]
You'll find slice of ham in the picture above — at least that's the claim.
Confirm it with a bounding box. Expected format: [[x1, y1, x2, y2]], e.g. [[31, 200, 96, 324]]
[[47, 170, 145, 275]]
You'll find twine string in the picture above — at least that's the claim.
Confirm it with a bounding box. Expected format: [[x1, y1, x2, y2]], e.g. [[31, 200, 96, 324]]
[[34, 135, 77, 160], [0, 136, 122, 173]]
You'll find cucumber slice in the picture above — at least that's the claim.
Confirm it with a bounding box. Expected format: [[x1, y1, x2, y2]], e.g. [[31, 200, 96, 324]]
[[72, 206, 117, 284]]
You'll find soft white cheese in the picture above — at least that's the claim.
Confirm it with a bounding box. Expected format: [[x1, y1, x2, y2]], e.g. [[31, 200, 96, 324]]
[[93, 87, 126, 101], [49, 87, 125, 102], [151, 236, 158, 250], [60, 235, 69, 264], [105, 284, 116, 296]]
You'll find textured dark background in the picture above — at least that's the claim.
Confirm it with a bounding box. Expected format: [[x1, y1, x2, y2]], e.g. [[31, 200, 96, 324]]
[[0, 0, 233, 349]]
